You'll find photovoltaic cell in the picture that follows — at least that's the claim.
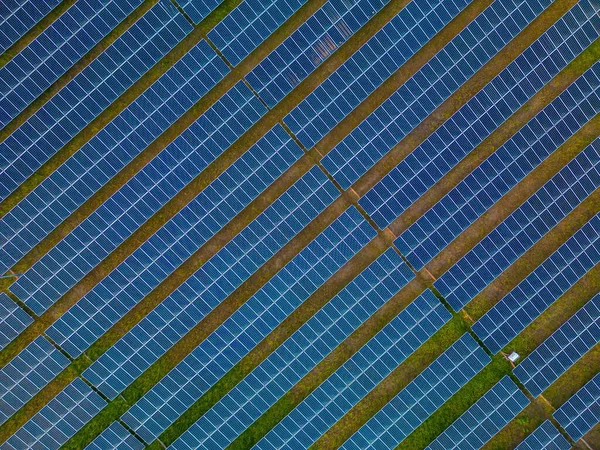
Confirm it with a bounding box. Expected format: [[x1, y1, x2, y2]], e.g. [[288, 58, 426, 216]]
[[179, 0, 225, 24], [0, 293, 32, 351], [515, 420, 571, 450], [84, 422, 143, 450], [554, 373, 600, 441], [0, 0, 62, 53]]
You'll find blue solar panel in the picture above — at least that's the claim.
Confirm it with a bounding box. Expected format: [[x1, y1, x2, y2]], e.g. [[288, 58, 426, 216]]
[[514, 293, 600, 397], [425, 376, 529, 450], [0, 293, 32, 350], [0, 0, 62, 52], [472, 212, 600, 354], [0, 0, 144, 129], [515, 420, 571, 450], [435, 141, 600, 311], [245, 0, 390, 107], [253, 289, 449, 450], [0, 0, 193, 200], [357, 2, 600, 223], [554, 373, 600, 441], [85, 422, 143, 450], [179, 0, 224, 24], [1, 378, 106, 450], [208, 0, 308, 66], [0, 39, 229, 287], [395, 62, 600, 270], [341, 333, 490, 450], [0, 336, 69, 425], [11, 81, 266, 318]]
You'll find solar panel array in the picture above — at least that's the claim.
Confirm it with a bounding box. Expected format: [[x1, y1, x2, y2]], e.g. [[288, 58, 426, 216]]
[[245, 0, 390, 107], [515, 420, 571, 450], [253, 289, 450, 450], [2, 377, 106, 450], [425, 376, 530, 450], [554, 372, 600, 441], [514, 293, 600, 397], [1, 39, 229, 286], [341, 333, 490, 450], [285, 0, 476, 148], [472, 212, 600, 354], [356, 1, 600, 224], [395, 61, 600, 272], [0, 0, 193, 200], [179, 0, 225, 24], [0, 336, 69, 425], [0, 293, 32, 351], [0, 0, 144, 129], [84, 422, 144, 450], [11, 81, 266, 318], [0, 0, 61, 53], [435, 140, 600, 311]]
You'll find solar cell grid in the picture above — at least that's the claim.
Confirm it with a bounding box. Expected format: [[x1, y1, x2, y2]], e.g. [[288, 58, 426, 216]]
[[514, 293, 600, 397], [554, 373, 600, 441], [0, 39, 229, 285], [341, 333, 490, 450], [355, 0, 600, 223], [472, 212, 600, 354], [0, 293, 32, 351], [11, 81, 266, 318], [435, 140, 600, 311], [245, 0, 390, 107], [84, 422, 143, 450], [179, 0, 225, 24], [0, 336, 70, 425], [425, 376, 530, 450], [515, 420, 571, 450], [46, 123, 299, 359], [0, 0, 62, 53], [0, 0, 145, 129], [395, 61, 600, 271], [254, 289, 451, 450], [0, 0, 194, 200]]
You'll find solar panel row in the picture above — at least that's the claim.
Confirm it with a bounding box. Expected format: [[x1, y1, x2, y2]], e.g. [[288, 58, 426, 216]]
[[395, 61, 600, 272], [425, 376, 530, 450], [0, 293, 32, 351], [12, 81, 266, 319], [84, 422, 143, 450], [473, 212, 600, 354], [179, 0, 225, 24], [209, 0, 308, 66], [514, 292, 600, 397], [0, 0, 193, 200], [341, 333, 490, 450], [357, 1, 600, 227], [435, 140, 600, 310], [254, 289, 450, 450], [515, 420, 571, 450], [0, 336, 69, 425], [1, 377, 106, 450], [0, 0, 144, 129], [285, 0, 475, 148], [0, 0, 62, 53], [554, 372, 600, 441], [1, 39, 229, 288], [245, 0, 390, 107]]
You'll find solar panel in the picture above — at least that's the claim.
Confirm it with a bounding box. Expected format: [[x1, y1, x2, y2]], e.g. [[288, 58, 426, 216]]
[[341, 333, 490, 450], [0, 0, 144, 129], [0, 336, 69, 425], [514, 293, 600, 397], [253, 289, 450, 450], [395, 62, 600, 271], [357, 1, 600, 224], [179, 0, 225, 24], [425, 376, 530, 450], [435, 141, 600, 311], [0, 39, 229, 287], [0, 293, 32, 350], [46, 124, 299, 359], [515, 420, 571, 450], [554, 373, 600, 441], [472, 212, 600, 354], [84, 422, 143, 450], [0, 0, 194, 200], [11, 81, 266, 317], [208, 0, 309, 66], [245, 0, 390, 107], [0, 0, 62, 53], [1, 377, 106, 450]]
